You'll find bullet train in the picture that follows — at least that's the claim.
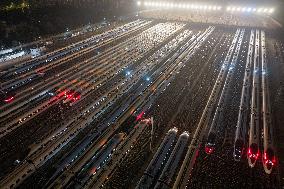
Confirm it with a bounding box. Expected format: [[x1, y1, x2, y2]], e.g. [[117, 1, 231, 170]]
[[205, 29, 244, 155], [260, 31, 276, 174], [136, 127, 177, 189], [204, 29, 241, 154], [2, 72, 45, 92], [88, 133, 125, 175], [248, 30, 260, 168], [154, 131, 189, 189], [233, 30, 254, 161]]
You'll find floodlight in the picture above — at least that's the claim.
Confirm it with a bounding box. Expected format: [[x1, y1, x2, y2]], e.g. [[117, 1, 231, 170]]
[[227, 7, 231, 11], [241, 7, 246, 12], [137, 1, 141, 6], [263, 8, 268, 13], [257, 8, 263, 13], [232, 7, 236, 11], [268, 8, 274, 13], [247, 7, 252, 12], [252, 8, 256, 12], [213, 6, 217, 10], [208, 6, 212, 10], [217, 6, 221, 10], [237, 7, 241, 11]]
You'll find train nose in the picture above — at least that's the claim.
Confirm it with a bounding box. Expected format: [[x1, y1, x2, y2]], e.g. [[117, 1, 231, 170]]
[[263, 159, 274, 174], [247, 145, 259, 167], [233, 149, 242, 161], [248, 154, 257, 166], [233, 141, 244, 161], [263, 150, 275, 174]]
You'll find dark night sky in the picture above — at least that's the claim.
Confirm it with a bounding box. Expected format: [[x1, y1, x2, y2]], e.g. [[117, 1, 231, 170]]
[[1, 0, 283, 24]]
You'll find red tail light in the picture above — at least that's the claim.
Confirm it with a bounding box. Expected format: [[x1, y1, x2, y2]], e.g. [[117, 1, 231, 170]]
[[248, 148, 252, 158], [205, 146, 214, 154], [4, 96, 14, 103], [90, 167, 97, 174], [248, 147, 259, 160], [136, 111, 144, 121], [67, 94, 73, 99], [72, 95, 81, 102], [264, 152, 276, 166]]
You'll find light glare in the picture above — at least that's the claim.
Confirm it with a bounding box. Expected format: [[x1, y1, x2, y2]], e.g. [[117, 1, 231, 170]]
[[224, 5, 274, 14], [140, 1, 277, 14], [268, 8, 274, 13], [257, 8, 263, 13]]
